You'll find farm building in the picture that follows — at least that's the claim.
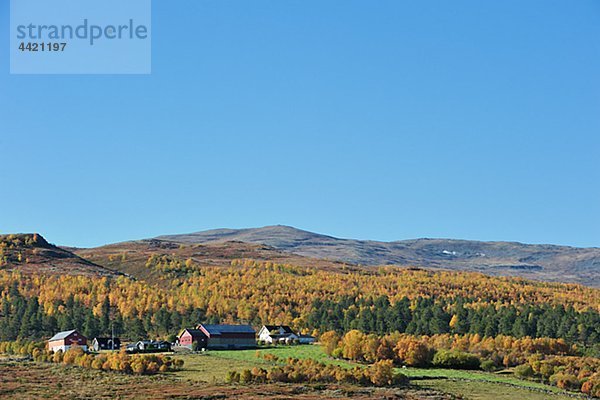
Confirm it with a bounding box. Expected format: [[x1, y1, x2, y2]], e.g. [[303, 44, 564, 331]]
[[298, 333, 316, 344], [48, 330, 88, 353], [126, 340, 171, 353], [177, 328, 208, 350], [258, 325, 298, 344], [196, 324, 256, 349], [91, 337, 121, 351]]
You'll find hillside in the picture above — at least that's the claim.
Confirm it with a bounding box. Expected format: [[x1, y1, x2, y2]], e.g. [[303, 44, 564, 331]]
[[156, 226, 600, 287], [2, 228, 598, 287], [2, 232, 599, 399], [73, 239, 348, 283], [0, 234, 119, 277]]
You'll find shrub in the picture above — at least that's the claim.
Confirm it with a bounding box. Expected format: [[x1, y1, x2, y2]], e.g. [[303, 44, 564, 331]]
[[62, 346, 84, 365], [550, 373, 580, 390], [266, 368, 288, 383], [514, 364, 535, 379], [229, 357, 410, 388], [432, 350, 481, 370], [581, 376, 600, 398], [131, 360, 146, 374], [392, 372, 409, 386], [394, 338, 433, 367], [31, 348, 42, 361], [225, 370, 240, 383], [263, 353, 279, 363], [52, 350, 63, 363], [539, 362, 555, 381], [240, 369, 253, 384], [368, 360, 394, 386], [481, 359, 496, 372], [320, 331, 341, 356], [331, 347, 343, 359], [44, 348, 182, 375], [251, 367, 268, 383]]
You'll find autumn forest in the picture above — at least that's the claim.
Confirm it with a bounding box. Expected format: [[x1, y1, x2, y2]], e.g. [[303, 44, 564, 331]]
[[1, 234, 600, 397]]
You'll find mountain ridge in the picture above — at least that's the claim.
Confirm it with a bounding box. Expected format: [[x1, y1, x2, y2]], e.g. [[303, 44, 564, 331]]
[[156, 225, 600, 287]]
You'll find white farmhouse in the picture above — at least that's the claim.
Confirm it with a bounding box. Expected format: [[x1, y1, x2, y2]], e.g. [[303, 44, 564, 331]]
[[258, 325, 298, 344]]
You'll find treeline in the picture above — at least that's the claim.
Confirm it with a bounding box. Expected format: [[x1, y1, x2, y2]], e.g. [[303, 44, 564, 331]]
[[1, 259, 598, 348], [308, 296, 600, 347], [320, 331, 575, 367], [0, 341, 183, 375], [515, 355, 600, 397], [321, 330, 599, 397], [3, 258, 598, 327], [0, 281, 217, 341], [226, 357, 408, 387]]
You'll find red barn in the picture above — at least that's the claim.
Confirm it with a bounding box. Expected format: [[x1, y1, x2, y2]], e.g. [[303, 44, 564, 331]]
[[197, 324, 256, 349], [48, 330, 88, 353], [178, 328, 207, 350]]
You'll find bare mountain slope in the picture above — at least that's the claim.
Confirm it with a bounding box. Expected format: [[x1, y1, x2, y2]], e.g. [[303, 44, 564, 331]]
[[157, 226, 600, 287], [73, 239, 349, 283], [0, 233, 120, 277]]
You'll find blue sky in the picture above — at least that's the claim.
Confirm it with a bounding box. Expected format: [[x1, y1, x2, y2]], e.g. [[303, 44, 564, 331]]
[[1, 1, 599, 248]]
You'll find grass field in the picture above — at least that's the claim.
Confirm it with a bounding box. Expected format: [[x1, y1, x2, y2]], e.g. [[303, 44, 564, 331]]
[[198, 345, 585, 400], [412, 379, 577, 400], [0, 361, 451, 400], [173, 352, 264, 383], [1, 346, 587, 399]]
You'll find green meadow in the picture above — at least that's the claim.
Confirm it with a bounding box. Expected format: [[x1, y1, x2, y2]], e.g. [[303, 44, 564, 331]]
[[176, 345, 585, 400]]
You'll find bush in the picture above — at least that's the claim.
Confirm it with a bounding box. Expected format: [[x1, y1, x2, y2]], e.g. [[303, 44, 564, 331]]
[[392, 372, 409, 386], [331, 347, 343, 359], [226, 370, 240, 383], [227, 357, 410, 388], [17, 346, 185, 376], [368, 360, 394, 386], [550, 373, 580, 390], [240, 369, 253, 384], [251, 367, 267, 383], [539, 362, 555, 381], [514, 364, 535, 379], [52, 350, 63, 363], [394, 338, 433, 367], [320, 331, 341, 356], [267, 368, 289, 383], [581, 376, 600, 398], [481, 359, 496, 372], [432, 350, 480, 370]]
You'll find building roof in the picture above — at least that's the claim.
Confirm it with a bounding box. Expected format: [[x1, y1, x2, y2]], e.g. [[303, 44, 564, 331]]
[[263, 325, 294, 334], [48, 330, 79, 342], [93, 337, 121, 344], [138, 340, 168, 345], [199, 324, 256, 336], [180, 328, 206, 338], [298, 334, 316, 339]]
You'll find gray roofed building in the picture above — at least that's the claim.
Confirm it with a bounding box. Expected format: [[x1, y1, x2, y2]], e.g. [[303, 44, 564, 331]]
[[199, 324, 256, 335], [48, 330, 87, 353], [197, 324, 256, 349], [49, 329, 78, 342]]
